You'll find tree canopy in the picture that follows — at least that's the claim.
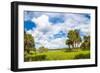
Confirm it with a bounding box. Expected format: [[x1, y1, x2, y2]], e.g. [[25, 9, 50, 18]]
[[24, 31, 35, 53], [80, 36, 90, 50], [66, 29, 81, 49]]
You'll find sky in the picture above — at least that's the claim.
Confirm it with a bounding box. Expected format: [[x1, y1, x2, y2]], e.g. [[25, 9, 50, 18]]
[[24, 11, 90, 49]]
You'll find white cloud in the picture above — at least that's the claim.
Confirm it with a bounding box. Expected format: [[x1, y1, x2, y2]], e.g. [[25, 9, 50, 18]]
[[35, 37, 67, 49], [75, 23, 90, 35], [45, 38, 67, 49], [26, 29, 32, 34], [80, 24, 90, 32], [32, 15, 52, 29]]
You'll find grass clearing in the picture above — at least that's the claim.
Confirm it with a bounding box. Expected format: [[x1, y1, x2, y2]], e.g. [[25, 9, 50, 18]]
[[24, 50, 90, 61]]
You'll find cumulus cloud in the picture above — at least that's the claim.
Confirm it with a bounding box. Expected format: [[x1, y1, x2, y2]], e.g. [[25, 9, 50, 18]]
[[45, 38, 67, 49]]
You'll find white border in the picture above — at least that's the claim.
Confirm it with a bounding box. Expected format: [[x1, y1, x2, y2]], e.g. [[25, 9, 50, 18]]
[[18, 5, 96, 68]]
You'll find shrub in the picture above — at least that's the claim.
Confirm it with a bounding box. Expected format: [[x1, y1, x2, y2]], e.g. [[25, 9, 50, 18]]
[[29, 51, 36, 55], [38, 46, 48, 53], [31, 54, 47, 61], [24, 54, 32, 62], [64, 48, 72, 52], [74, 53, 90, 59], [24, 54, 47, 62]]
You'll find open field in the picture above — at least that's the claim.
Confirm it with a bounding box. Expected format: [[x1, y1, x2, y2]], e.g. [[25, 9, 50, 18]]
[[24, 49, 90, 62]]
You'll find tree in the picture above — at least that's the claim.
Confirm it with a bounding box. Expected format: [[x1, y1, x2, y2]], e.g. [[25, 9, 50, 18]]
[[67, 30, 75, 48], [74, 30, 82, 48], [24, 31, 35, 53], [66, 29, 81, 49], [38, 46, 48, 53], [66, 39, 73, 49], [80, 36, 90, 50]]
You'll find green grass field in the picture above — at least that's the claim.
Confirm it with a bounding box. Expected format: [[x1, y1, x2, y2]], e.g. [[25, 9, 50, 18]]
[[24, 49, 90, 62]]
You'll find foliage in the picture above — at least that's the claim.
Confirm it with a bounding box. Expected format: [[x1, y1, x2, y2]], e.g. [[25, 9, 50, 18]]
[[24, 54, 47, 61], [65, 29, 90, 52], [74, 53, 90, 59], [24, 50, 90, 61], [66, 39, 73, 49], [31, 54, 47, 61], [66, 29, 81, 49], [24, 31, 36, 53], [38, 46, 48, 53], [80, 36, 90, 50]]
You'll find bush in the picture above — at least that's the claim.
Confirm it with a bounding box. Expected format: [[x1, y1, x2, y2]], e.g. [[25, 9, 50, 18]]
[[74, 53, 90, 59], [38, 47, 48, 53], [24, 54, 32, 62], [63, 48, 72, 52], [32, 54, 47, 61], [29, 51, 36, 55], [64, 48, 81, 52], [24, 54, 47, 62]]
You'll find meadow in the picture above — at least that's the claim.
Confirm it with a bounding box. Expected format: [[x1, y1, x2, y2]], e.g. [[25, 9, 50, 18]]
[[24, 49, 90, 62]]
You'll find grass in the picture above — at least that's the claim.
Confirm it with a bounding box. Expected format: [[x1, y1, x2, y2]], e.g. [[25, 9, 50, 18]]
[[43, 50, 90, 60], [24, 49, 90, 62]]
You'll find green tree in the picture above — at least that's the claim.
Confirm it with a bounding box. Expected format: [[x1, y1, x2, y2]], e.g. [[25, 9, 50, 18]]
[[38, 46, 48, 53], [24, 31, 35, 53], [74, 30, 82, 48], [80, 36, 90, 50], [66, 39, 73, 49], [67, 30, 75, 48], [66, 29, 81, 49]]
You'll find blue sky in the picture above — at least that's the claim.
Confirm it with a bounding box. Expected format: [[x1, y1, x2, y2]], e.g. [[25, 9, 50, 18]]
[[24, 11, 90, 49]]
